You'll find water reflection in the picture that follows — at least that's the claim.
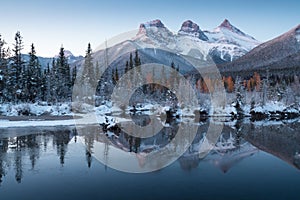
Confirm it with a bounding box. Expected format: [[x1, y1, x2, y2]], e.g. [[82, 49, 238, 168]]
[[0, 127, 77, 184], [0, 118, 300, 185]]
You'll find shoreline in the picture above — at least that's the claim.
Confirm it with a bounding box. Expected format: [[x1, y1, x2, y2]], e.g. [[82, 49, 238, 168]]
[[0, 115, 79, 121], [0, 113, 98, 128]]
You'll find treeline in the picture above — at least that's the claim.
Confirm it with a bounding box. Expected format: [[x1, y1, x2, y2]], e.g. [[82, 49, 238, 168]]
[[1, 31, 298, 107], [194, 71, 300, 94], [0, 32, 80, 104]]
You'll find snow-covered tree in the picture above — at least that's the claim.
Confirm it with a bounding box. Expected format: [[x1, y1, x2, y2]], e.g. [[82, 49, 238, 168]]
[[81, 43, 94, 86], [0, 34, 9, 102], [7, 31, 25, 103], [56, 46, 71, 101], [42, 64, 52, 102], [50, 58, 58, 102], [27, 43, 42, 102]]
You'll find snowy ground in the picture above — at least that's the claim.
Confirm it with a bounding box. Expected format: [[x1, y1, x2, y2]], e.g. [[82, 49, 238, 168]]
[[0, 101, 299, 128], [0, 102, 72, 116]]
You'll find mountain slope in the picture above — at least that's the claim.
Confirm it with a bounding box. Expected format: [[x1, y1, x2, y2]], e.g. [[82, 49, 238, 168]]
[[220, 24, 300, 74], [22, 50, 84, 69], [204, 19, 259, 51]]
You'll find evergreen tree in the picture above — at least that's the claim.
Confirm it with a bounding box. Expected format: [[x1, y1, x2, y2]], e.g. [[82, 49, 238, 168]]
[[41, 69, 47, 101], [56, 46, 71, 101], [71, 65, 77, 87], [125, 61, 129, 74], [20, 65, 29, 102], [42, 63, 51, 102], [27, 43, 42, 102], [134, 50, 142, 84], [50, 58, 58, 102], [76, 43, 97, 104], [129, 53, 133, 70], [69, 65, 77, 102], [0, 35, 8, 102], [128, 53, 134, 82], [171, 61, 175, 69], [111, 69, 115, 83], [81, 43, 94, 85], [234, 77, 244, 117], [134, 50, 141, 67], [115, 68, 119, 82], [8, 31, 25, 102]]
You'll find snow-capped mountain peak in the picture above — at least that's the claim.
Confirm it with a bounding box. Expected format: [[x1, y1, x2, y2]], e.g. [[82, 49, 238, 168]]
[[54, 50, 83, 64], [135, 19, 175, 50], [178, 20, 208, 41], [95, 19, 261, 66], [202, 19, 260, 52], [138, 19, 167, 35], [213, 19, 256, 40], [133, 19, 260, 62], [140, 19, 165, 29], [217, 19, 245, 36]]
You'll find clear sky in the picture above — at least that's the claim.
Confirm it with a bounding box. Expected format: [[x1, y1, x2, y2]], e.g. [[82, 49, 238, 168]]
[[1, 0, 299, 57]]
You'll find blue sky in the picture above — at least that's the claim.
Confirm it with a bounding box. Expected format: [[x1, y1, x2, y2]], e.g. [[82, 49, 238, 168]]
[[1, 0, 299, 57]]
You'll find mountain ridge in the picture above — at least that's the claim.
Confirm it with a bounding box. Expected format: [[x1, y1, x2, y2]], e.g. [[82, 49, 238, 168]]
[[220, 23, 300, 75], [93, 19, 260, 65]]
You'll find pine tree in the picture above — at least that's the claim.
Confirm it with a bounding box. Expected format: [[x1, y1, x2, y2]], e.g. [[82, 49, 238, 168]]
[[20, 65, 29, 102], [0, 34, 8, 102], [134, 50, 141, 67], [71, 65, 77, 87], [129, 53, 133, 70], [111, 69, 116, 83], [115, 68, 119, 82], [134, 50, 142, 84], [81, 43, 94, 85], [50, 58, 58, 102], [27, 43, 42, 102], [42, 63, 51, 102], [129, 53, 134, 82], [56, 46, 71, 101], [171, 61, 175, 69], [234, 76, 244, 117], [8, 31, 25, 102], [125, 61, 129, 74], [41, 69, 46, 101]]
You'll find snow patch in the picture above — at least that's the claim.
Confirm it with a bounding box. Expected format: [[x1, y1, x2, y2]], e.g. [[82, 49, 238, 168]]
[[0, 102, 72, 116], [211, 105, 237, 116], [296, 28, 300, 42], [252, 101, 286, 113]]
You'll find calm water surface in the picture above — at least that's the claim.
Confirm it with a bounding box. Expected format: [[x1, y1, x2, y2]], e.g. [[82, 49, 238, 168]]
[[0, 119, 300, 200]]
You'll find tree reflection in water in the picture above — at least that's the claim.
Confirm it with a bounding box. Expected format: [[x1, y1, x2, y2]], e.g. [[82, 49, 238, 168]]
[[0, 118, 300, 185]]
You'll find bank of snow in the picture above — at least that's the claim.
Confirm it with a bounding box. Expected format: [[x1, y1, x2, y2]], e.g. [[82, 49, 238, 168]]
[[0, 100, 299, 128], [0, 102, 72, 116]]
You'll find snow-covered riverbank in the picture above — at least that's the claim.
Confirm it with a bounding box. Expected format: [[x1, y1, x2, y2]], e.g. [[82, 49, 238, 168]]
[[0, 101, 299, 128]]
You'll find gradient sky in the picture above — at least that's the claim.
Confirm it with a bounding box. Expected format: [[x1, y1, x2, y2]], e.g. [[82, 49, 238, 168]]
[[1, 0, 299, 57]]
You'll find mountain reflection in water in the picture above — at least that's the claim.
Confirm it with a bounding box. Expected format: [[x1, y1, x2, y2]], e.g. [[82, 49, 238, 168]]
[[0, 118, 300, 185]]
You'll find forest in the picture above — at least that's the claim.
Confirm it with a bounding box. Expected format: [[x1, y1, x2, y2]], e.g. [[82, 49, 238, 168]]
[[1, 31, 300, 119]]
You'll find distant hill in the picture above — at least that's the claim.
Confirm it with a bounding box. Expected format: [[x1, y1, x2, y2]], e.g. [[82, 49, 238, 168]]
[[219, 24, 300, 77], [22, 50, 83, 70]]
